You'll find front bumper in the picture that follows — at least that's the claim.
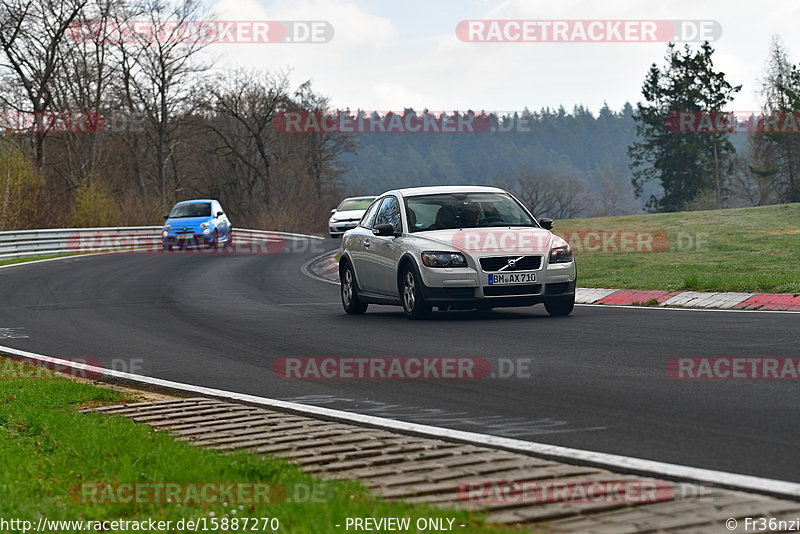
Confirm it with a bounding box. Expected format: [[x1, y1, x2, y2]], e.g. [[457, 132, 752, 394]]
[[415, 259, 576, 308], [329, 221, 360, 236], [163, 233, 214, 247], [419, 280, 575, 308]]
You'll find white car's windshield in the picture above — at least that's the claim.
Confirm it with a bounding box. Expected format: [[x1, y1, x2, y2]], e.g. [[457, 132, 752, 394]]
[[405, 193, 536, 232], [338, 199, 374, 211]]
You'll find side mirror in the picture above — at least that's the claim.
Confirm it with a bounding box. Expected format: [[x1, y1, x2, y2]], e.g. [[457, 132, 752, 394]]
[[372, 224, 397, 237], [331, 208, 337, 214], [539, 218, 554, 230], [163, 214, 169, 220], [216, 211, 224, 217]]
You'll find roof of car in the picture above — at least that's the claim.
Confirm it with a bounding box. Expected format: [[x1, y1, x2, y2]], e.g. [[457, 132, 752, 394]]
[[383, 185, 506, 198], [173, 199, 215, 205], [341, 196, 377, 201]]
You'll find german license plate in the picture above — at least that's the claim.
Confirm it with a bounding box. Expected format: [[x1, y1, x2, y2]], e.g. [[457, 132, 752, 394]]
[[488, 272, 536, 285]]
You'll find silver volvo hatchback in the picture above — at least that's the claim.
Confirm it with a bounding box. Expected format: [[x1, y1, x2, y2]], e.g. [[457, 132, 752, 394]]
[[339, 185, 577, 319]]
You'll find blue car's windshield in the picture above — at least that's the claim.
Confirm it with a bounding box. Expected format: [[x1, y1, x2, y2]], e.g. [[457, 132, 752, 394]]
[[170, 203, 211, 218]]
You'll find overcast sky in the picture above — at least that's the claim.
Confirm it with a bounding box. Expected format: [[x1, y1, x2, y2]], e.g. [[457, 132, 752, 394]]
[[202, 0, 800, 115]]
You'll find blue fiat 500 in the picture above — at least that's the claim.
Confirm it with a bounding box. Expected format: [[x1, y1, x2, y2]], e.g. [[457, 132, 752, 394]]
[[162, 199, 232, 250]]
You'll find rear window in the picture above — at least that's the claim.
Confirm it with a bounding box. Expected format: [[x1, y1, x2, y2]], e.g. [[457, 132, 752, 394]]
[[170, 203, 211, 218]]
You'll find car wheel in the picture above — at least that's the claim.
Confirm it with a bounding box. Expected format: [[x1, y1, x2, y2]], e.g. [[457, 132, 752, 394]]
[[224, 230, 233, 248], [163, 242, 172, 252], [341, 262, 368, 315], [545, 294, 575, 317], [401, 266, 431, 319]]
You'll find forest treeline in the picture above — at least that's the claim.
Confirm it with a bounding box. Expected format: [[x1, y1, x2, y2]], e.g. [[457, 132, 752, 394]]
[[1, 0, 798, 233]]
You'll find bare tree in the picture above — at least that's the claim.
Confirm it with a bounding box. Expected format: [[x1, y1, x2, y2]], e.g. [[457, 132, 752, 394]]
[[202, 73, 355, 229], [201, 69, 291, 215], [48, 0, 129, 188], [759, 35, 800, 202], [117, 0, 210, 208], [502, 169, 594, 220], [729, 134, 780, 207], [0, 0, 87, 167]]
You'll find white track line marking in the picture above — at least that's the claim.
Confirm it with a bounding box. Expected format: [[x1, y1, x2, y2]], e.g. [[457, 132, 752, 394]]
[[1, 344, 798, 500], [3, 248, 800, 498]]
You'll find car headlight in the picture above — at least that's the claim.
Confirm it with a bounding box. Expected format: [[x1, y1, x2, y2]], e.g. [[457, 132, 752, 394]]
[[421, 251, 467, 268], [162, 231, 168, 237], [200, 222, 209, 229], [203, 228, 211, 235], [549, 244, 573, 264]]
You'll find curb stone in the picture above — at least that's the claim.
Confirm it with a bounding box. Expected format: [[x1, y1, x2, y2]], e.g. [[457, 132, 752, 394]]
[[307, 251, 800, 311]]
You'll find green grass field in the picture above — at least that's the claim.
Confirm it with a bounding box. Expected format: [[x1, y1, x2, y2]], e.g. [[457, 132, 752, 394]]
[[0, 358, 510, 533], [553, 203, 800, 293]]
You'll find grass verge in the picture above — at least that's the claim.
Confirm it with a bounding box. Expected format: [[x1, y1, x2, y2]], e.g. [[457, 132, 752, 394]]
[[554, 203, 800, 293], [0, 254, 76, 268], [0, 357, 510, 533]]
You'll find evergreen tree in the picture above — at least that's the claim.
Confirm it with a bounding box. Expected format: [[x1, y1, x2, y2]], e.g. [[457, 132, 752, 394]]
[[629, 42, 740, 212]]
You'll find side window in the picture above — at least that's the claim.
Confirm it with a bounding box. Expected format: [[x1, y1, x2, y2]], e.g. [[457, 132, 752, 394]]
[[360, 198, 383, 229], [374, 196, 401, 233]]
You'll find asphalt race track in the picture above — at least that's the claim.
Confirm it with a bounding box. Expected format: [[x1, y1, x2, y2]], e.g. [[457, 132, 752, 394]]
[[0, 240, 798, 483]]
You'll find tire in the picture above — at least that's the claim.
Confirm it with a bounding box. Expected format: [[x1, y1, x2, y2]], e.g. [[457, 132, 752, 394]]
[[341, 262, 368, 315], [163, 243, 172, 252], [545, 294, 575, 317], [224, 229, 233, 248], [401, 266, 431, 319]]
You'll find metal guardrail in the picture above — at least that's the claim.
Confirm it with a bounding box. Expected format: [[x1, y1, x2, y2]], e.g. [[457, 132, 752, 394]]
[[0, 227, 323, 261]]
